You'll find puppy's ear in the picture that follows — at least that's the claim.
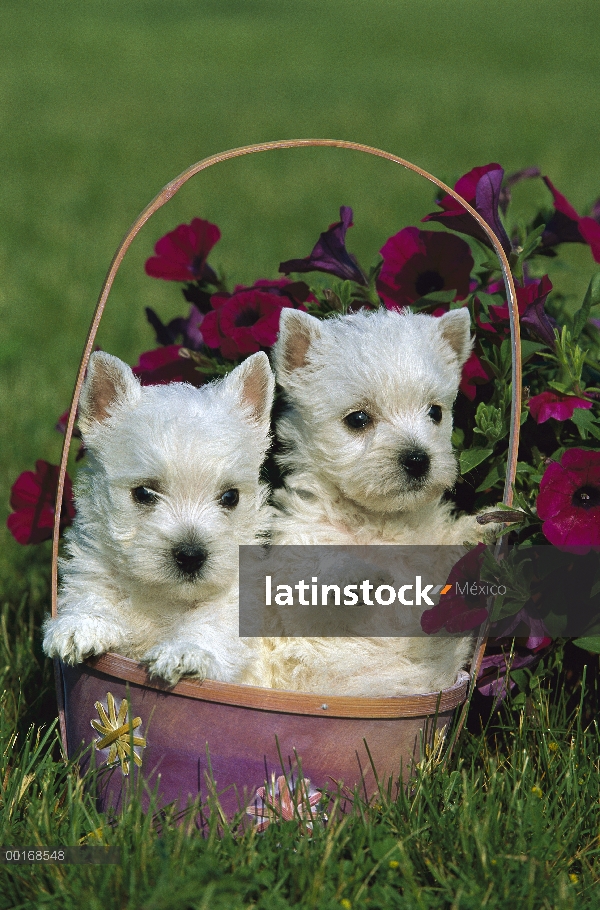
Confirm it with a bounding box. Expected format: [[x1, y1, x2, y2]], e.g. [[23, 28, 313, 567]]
[[222, 351, 275, 428], [272, 309, 322, 377], [436, 308, 473, 368], [79, 352, 142, 433]]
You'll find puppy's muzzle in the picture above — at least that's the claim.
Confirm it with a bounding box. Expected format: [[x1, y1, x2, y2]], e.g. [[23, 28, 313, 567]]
[[172, 543, 208, 578], [399, 448, 430, 480]]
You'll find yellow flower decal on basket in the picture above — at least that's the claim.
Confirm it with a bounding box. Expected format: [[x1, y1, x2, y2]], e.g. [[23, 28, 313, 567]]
[[90, 692, 146, 775]]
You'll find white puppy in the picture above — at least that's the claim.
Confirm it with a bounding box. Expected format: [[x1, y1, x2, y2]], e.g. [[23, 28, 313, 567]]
[[43, 349, 274, 686], [261, 306, 497, 696]]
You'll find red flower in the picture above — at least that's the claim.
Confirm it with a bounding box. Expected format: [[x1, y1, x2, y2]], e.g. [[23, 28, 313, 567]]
[[203, 282, 308, 360], [376, 228, 473, 309], [422, 163, 511, 253], [7, 461, 76, 545], [132, 345, 204, 387], [528, 391, 593, 424], [421, 545, 489, 634], [541, 177, 600, 263], [460, 351, 491, 401], [145, 218, 221, 282], [536, 449, 600, 551]]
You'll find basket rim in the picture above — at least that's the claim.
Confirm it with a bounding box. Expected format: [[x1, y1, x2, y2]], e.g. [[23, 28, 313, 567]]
[[75, 653, 470, 719]]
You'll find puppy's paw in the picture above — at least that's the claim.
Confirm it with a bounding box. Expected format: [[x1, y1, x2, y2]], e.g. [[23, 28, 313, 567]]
[[142, 643, 215, 686], [43, 614, 120, 664]]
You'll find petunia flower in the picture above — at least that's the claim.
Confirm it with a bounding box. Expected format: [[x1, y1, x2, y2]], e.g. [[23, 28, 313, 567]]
[[202, 283, 309, 360], [421, 545, 489, 634], [541, 177, 600, 263], [132, 345, 204, 386], [422, 163, 511, 254], [536, 448, 600, 551], [528, 391, 593, 424], [145, 303, 205, 351], [476, 645, 548, 700], [482, 275, 557, 348], [376, 228, 474, 308], [279, 206, 368, 286], [7, 461, 76, 545], [145, 217, 221, 282], [459, 350, 491, 401]]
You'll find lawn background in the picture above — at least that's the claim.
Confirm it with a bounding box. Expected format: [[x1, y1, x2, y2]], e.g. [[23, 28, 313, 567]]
[[1, 2, 600, 904]]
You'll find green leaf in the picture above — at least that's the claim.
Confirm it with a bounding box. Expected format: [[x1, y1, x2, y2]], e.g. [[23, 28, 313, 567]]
[[516, 224, 544, 263], [572, 272, 600, 340], [460, 447, 493, 474], [412, 289, 456, 307], [520, 340, 546, 362], [452, 427, 465, 448], [572, 636, 600, 654], [571, 408, 600, 441], [476, 463, 504, 492]]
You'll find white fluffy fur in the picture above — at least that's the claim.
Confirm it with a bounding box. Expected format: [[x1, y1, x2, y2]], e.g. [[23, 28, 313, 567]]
[[261, 307, 498, 696], [43, 350, 275, 687]]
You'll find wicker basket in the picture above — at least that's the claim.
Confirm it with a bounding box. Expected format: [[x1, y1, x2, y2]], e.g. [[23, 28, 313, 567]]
[[51, 140, 521, 818]]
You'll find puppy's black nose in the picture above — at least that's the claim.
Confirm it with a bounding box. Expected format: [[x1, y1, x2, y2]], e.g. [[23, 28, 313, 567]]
[[400, 449, 430, 479], [172, 543, 207, 576]]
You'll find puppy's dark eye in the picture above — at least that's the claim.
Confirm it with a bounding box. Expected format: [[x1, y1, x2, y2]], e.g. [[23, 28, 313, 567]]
[[219, 488, 239, 509], [344, 410, 372, 430], [132, 486, 159, 506], [428, 405, 443, 424]]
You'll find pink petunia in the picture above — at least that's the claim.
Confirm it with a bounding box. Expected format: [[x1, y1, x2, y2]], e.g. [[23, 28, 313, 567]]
[[7, 461, 76, 545], [203, 285, 307, 360], [132, 345, 204, 387], [376, 228, 473, 309], [421, 545, 489, 635], [542, 177, 600, 263], [536, 448, 600, 551], [460, 351, 491, 401], [528, 391, 593, 424], [145, 217, 221, 282]]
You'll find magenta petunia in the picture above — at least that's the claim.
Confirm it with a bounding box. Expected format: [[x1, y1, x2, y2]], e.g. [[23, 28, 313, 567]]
[[7, 461, 76, 545], [542, 177, 600, 263], [145, 217, 221, 282], [421, 545, 489, 634], [528, 391, 593, 424], [459, 351, 491, 401], [202, 290, 290, 360], [422, 163, 511, 253], [132, 345, 204, 387], [376, 228, 474, 308], [536, 448, 600, 551]]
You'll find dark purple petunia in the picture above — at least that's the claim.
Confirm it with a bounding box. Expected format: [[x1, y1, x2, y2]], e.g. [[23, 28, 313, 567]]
[[476, 644, 549, 700], [145, 304, 205, 351], [482, 275, 557, 348], [7, 461, 76, 545], [536, 448, 600, 552], [528, 391, 593, 424], [279, 206, 368, 286], [541, 177, 600, 263], [423, 163, 511, 254], [132, 345, 205, 387], [145, 218, 221, 282], [376, 228, 474, 308]]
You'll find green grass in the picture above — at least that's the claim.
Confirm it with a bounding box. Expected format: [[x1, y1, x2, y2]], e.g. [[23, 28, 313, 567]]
[[2, 1, 600, 905]]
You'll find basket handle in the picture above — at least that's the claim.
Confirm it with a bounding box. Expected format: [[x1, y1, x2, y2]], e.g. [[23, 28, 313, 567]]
[[51, 139, 522, 664]]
